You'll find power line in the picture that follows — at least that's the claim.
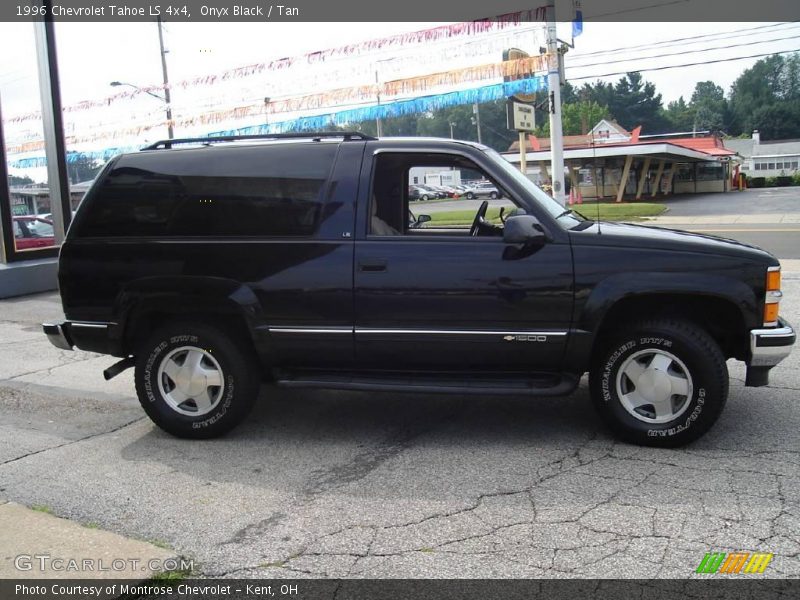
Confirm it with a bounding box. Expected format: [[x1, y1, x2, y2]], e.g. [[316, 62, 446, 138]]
[[568, 47, 800, 81], [568, 33, 800, 70], [569, 21, 797, 59]]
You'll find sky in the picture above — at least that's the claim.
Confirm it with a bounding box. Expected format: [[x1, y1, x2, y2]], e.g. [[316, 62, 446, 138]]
[[1, 19, 798, 181]]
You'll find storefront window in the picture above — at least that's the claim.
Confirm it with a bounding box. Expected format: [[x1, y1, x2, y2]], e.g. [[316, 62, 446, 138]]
[[1, 22, 56, 257], [696, 162, 724, 181]]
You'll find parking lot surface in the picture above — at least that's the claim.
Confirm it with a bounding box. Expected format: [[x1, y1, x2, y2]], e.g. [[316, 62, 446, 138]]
[[1, 271, 798, 580]]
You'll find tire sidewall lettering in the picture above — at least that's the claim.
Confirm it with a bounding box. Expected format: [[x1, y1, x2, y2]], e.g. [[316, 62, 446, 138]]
[[192, 374, 235, 429], [143, 341, 168, 404]]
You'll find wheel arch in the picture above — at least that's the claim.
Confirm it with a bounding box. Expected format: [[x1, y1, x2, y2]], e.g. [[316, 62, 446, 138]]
[[114, 276, 269, 361], [571, 272, 759, 368]]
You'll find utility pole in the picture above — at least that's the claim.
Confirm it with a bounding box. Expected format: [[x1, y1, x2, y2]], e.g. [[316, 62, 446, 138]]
[[156, 16, 174, 139], [375, 69, 383, 137], [473, 103, 482, 144], [546, 0, 566, 205]]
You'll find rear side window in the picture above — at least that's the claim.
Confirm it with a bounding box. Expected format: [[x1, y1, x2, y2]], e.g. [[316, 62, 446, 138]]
[[75, 144, 337, 237]]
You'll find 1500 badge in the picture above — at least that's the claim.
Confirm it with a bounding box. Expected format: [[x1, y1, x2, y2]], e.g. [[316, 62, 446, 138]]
[[504, 335, 548, 342]]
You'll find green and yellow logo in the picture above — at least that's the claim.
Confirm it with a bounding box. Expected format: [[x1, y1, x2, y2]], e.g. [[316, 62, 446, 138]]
[[696, 552, 773, 574]]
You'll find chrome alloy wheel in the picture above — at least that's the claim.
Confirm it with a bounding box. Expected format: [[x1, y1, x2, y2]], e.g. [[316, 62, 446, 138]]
[[157, 346, 224, 416], [615, 349, 693, 424]]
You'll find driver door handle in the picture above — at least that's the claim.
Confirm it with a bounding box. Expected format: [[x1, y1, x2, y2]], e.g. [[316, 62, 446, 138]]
[[359, 260, 387, 273]]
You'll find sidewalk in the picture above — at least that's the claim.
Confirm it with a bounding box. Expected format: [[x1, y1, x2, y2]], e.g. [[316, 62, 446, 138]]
[[0, 501, 180, 579], [643, 212, 800, 225], [0, 295, 184, 581]]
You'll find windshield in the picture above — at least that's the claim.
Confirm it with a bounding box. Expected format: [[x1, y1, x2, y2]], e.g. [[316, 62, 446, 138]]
[[30, 220, 55, 237], [482, 148, 584, 228]]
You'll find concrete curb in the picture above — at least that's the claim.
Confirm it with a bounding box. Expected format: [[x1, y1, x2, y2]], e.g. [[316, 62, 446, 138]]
[[642, 212, 800, 225], [0, 502, 183, 580]]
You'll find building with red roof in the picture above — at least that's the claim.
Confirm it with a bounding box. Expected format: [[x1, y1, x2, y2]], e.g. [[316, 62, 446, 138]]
[[503, 119, 741, 201]]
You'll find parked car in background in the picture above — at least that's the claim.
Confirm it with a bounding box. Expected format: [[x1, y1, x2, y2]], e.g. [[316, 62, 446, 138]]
[[427, 184, 459, 198], [409, 184, 444, 201], [12, 216, 56, 250], [463, 181, 503, 199]]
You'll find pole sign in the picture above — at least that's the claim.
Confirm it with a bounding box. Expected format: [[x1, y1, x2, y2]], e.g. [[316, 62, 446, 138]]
[[507, 99, 536, 132]]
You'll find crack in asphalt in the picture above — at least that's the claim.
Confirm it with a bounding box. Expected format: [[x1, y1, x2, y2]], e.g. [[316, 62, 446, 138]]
[[0, 416, 145, 467]]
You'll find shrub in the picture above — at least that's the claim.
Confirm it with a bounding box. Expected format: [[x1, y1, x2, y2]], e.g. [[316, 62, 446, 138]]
[[765, 176, 778, 187], [792, 172, 800, 186], [748, 176, 765, 188], [776, 176, 792, 187]]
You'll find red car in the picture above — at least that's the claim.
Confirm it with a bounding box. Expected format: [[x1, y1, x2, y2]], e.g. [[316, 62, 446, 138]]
[[12, 216, 56, 251]]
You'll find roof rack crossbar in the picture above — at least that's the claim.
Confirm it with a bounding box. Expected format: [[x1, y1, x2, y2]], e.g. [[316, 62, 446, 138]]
[[141, 131, 376, 150]]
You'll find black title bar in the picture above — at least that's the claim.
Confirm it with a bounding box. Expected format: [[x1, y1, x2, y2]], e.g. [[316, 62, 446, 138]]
[[3, 0, 800, 22]]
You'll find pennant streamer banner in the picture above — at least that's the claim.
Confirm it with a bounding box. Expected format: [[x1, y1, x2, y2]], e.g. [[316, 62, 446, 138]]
[[6, 13, 550, 171], [6, 11, 545, 125], [9, 76, 546, 169]]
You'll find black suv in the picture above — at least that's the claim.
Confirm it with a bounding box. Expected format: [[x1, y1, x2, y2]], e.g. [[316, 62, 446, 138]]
[[43, 133, 795, 446]]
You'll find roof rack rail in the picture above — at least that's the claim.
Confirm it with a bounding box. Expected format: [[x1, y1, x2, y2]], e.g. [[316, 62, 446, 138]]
[[141, 131, 376, 151]]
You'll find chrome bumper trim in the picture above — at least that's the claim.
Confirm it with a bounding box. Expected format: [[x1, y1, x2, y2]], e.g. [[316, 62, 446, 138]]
[[749, 319, 795, 367], [42, 322, 73, 351]]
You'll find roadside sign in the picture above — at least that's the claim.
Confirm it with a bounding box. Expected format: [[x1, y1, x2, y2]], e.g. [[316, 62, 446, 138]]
[[507, 100, 536, 132]]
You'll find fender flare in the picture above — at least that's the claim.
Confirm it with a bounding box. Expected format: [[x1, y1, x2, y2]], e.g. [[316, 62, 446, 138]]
[[112, 276, 269, 358], [565, 271, 759, 370]]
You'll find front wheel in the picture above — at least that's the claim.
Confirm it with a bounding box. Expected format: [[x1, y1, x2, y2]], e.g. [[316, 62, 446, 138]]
[[465, 192, 474, 199], [134, 322, 259, 439], [589, 319, 728, 447]]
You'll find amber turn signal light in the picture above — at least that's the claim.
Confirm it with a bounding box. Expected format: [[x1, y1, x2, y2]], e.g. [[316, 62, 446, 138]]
[[766, 269, 781, 292], [764, 302, 780, 325]]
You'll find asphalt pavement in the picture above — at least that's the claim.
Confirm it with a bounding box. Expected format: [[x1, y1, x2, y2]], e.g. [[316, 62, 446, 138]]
[[1, 194, 799, 580], [660, 187, 800, 217]]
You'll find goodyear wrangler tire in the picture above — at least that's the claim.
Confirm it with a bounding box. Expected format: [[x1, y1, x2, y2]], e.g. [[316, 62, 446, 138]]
[[134, 322, 259, 439], [589, 319, 728, 447]]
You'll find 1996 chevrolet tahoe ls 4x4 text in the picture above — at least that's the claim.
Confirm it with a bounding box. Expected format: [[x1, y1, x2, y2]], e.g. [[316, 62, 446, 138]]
[[43, 133, 795, 446]]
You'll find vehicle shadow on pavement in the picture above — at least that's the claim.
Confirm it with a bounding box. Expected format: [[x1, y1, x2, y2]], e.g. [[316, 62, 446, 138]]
[[117, 384, 610, 497]]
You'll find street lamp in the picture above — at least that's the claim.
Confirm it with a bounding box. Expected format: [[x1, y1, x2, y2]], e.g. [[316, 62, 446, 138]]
[[108, 17, 174, 140], [110, 80, 173, 139], [449, 122, 456, 139], [110, 81, 165, 101]]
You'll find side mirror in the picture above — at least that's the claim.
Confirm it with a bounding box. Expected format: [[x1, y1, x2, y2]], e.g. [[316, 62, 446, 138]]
[[503, 215, 546, 244], [416, 214, 432, 224]]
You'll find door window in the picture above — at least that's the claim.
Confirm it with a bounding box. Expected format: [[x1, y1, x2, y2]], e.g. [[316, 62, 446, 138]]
[[369, 153, 521, 238]]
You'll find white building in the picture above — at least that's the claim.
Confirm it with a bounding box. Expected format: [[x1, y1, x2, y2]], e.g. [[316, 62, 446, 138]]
[[725, 131, 800, 178]]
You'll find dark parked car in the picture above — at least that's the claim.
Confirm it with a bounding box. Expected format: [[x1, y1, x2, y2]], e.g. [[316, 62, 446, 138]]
[[44, 132, 794, 446]]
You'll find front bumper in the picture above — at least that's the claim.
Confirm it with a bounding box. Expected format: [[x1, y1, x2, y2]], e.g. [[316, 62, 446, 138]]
[[42, 320, 118, 355], [750, 318, 796, 367]]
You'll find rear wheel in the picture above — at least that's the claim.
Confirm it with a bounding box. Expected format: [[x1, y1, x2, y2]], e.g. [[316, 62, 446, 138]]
[[589, 319, 728, 447], [465, 192, 474, 199], [134, 321, 259, 439]]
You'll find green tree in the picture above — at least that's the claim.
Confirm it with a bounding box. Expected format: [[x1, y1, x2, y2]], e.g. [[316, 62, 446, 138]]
[[729, 53, 800, 139], [663, 96, 693, 131], [561, 100, 610, 135], [689, 81, 728, 133], [66, 154, 102, 184], [573, 73, 667, 133], [8, 174, 34, 187]]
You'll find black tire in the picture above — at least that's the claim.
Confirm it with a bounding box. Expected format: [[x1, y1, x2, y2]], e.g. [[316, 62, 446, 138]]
[[489, 191, 498, 199], [134, 321, 259, 439], [421, 194, 430, 201], [589, 319, 728, 448], [466, 192, 474, 199]]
